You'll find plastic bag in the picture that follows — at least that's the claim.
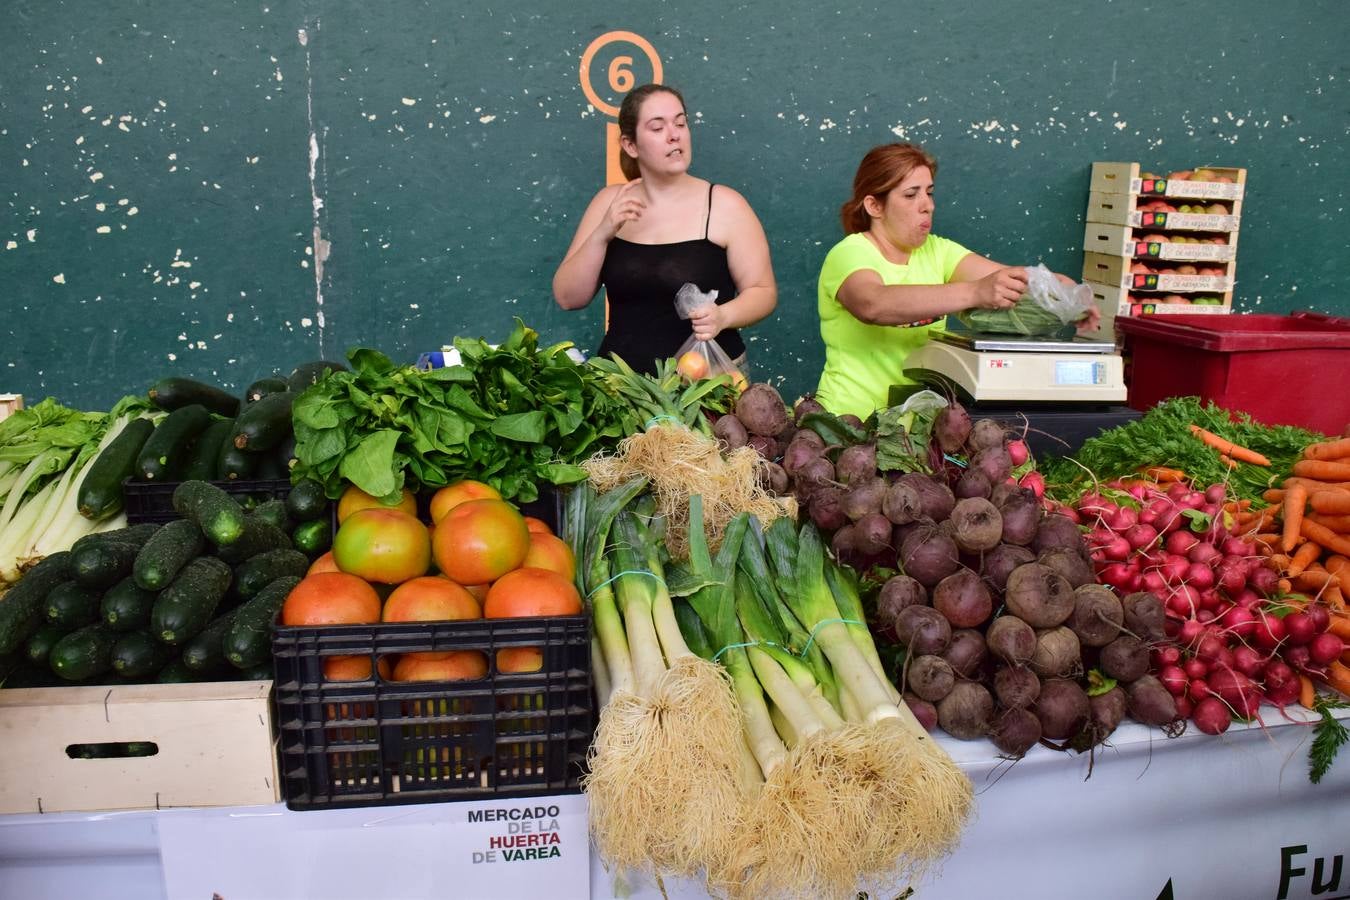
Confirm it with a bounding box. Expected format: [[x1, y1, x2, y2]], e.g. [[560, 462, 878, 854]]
[[671, 282, 746, 385], [957, 264, 1094, 336]]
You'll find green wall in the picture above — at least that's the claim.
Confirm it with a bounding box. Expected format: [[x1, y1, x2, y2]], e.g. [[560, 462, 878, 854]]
[[3, 0, 1347, 409]]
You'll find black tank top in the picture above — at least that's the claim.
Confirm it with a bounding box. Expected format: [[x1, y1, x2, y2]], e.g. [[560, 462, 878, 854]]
[[596, 183, 745, 375]]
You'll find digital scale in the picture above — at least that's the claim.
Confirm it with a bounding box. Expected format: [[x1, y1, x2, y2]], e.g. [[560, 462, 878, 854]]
[[902, 331, 1127, 404]]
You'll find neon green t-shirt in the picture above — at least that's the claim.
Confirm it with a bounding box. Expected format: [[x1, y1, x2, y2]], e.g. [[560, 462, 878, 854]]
[[815, 232, 972, 419]]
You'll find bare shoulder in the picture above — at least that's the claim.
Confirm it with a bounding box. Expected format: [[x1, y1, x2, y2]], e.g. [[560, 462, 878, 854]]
[[710, 183, 757, 218]]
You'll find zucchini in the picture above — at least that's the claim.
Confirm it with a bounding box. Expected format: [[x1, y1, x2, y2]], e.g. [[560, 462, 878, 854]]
[[49, 623, 119, 681], [230, 391, 294, 452], [147, 377, 241, 418], [285, 479, 329, 522], [214, 518, 291, 565], [135, 404, 213, 481], [181, 607, 240, 672], [286, 360, 346, 393], [238, 662, 274, 681], [216, 442, 259, 481], [133, 518, 206, 590], [71, 523, 160, 555], [156, 659, 202, 684], [292, 518, 333, 556], [234, 549, 309, 599], [171, 480, 246, 546], [244, 376, 289, 404], [249, 499, 292, 532], [224, 575, 301, 669], [182, 419, 233, 482], [101, 576, 158, 632], [151, 556, 232, 645], [110, 630, 173, 679], [71, 540, 140, 590], [76, 418, 156, 519], [274, 433, 298, 473], [0, 551, 73, 655], [45, 580, 102, 629], [25, 622, 69, 667]]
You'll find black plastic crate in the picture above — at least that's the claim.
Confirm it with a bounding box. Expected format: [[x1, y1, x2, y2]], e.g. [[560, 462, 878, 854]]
[[123, 477, 294, 525], [271, 615, 593, 810]]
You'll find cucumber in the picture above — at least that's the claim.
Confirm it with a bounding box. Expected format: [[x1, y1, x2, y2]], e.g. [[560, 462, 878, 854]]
[[151, 556, 233, 645], [71, 523, 160, 555], [71, 540, 140, 590], [234, 549, 309, 599], [133, 518, 206, 590], [216, 442, 259, 481], [181, 607, 240, 672], [249, 499, 292, 532], [214, 518, 291, 565], [285, 479, 329, 522], [230, 391, 294, 452], [135, 404, 213, 481], [0, 551, 73, 655], [101, 576, 158, 632], [292, 518, 333, 556], [148, 377, 242, 418], [110, 630, 173, 679], [45, 580, 102, 629], [244, 376, 289, 404], [76, 418, 156, 519], [182, 419, 233, 482], [171, 480, 246, 546], [25, 622, 69, 667], [286, 360, 346, 393], [49, 623, 119, 681], [224, 575, 301, 669]]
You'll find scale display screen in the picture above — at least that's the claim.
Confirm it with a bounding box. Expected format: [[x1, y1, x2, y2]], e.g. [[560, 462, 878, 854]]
[[1054, 360, 1102, 386]]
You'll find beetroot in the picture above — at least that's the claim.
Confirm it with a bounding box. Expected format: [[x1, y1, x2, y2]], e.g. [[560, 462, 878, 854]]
[[1121, 592, 1166, 643], [1069, 585, 1124, 648], [796, 455, 836, 488], [759, 461, 789, 495], [894, 605, 952, 655], [981, 544, 1036, 593], [1030, 626, 1082, 678], [852, 513, 893, 557], [808, 485, 848, 531], [934, 403, 973, 453], [994, 665, 1041, 708], [712, 414, 749, 450], [966, 418, 1007, 453], [1004, 563, 1076, 628], [943, 628, 988, 677], [735, 383, 790, 437], [1034, 678, 1090, 741], [897, 473, 956, 523], [793, 395, 826, 425], [936, 680, 993, 740], [882, 481, 923, 525], [900, 525, 961, 587], [841, 477, 886, 522], [987, 615, 1037, 666], [1037, 546, 1095, 588], [950, 497, 1004, 553], [747, 434, 777, 460], [834, 443, 878, 485], [991, 708, 1042, 757], [932, 570, 994, 629], [877, 575, 927, 632], [970, 446, 1013, 485], [782, 439, 822, 477], [906, 654, 956, 702], [998, 493, 1041, 547], [954, 468, 993, 500], [1100, 635, 1149, 683], [1089, 686, 1128, 740], [903, 693, 938, 732], [1033, 514, 1086, 555], [1126, 674, 1179, 727], [830, 524, 859, 560]]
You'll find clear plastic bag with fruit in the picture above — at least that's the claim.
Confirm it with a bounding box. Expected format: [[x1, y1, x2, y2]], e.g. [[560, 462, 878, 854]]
[[673, 283, 747, 386]]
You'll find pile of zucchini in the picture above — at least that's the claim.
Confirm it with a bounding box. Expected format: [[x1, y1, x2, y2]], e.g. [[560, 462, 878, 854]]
[[0, 479, 330, 688], [77, 360, 345, 521]]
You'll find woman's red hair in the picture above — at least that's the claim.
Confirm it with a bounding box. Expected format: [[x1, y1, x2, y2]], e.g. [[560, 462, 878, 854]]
[[839, 143, 938, 233]]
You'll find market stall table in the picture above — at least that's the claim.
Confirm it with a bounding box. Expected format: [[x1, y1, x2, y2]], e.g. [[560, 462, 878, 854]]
[[1, 708, 1344, 900]]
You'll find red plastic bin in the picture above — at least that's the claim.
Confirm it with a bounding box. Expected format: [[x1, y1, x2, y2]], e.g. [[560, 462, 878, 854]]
[[1116, 310, 1350, 436]]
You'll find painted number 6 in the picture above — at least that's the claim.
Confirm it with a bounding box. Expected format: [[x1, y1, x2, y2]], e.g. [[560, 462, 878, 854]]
[[608, 55, 635, 93]]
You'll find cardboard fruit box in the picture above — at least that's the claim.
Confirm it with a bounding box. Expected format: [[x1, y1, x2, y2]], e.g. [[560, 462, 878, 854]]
[[1082, 252, 1234, 294], [1090, 162, 1246, 201], [1083, 222, 1238, 263], [0, 680, 279, 814], [1086, 191, 1241, 232]]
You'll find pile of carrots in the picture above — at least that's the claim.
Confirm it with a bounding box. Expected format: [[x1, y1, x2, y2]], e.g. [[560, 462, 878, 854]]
[[1241, 434, 1350, 701]]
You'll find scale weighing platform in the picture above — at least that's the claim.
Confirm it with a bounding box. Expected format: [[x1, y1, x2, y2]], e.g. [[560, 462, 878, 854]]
[[903, 331, 1126, 404]]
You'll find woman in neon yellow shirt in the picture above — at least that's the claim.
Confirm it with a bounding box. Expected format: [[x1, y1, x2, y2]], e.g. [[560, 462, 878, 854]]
[[815, 143, 1098, 418]]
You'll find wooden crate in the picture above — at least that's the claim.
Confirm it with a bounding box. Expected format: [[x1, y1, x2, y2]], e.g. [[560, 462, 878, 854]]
[[1088, 281, 1233, 318], [1083, 222, 1238, 262], [0, 680, 279, 814], [1085, 191, 1242, 231], [1089, 162, 1246, 201], [1082, 252, 1235, 294]]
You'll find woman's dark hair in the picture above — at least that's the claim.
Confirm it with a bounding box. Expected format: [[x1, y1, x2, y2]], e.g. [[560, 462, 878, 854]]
[[840, 143, 939, 233], [617, 84, 687, 181]]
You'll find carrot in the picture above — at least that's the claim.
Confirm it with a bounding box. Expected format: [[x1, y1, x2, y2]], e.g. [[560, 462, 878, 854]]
[[1141, 466, 1187, 483], [1241, 508, 1279, 534], [1326, 661, 1350, 698], [1303, 437, 1350, 461], [1282, 484, 1309, 553], [1328, 615, 1350, 642], [1324, 555, 1350, 590], [1299, 674, 1317, 710], [1222, 499, 1252, 514], [1293, 568, 1338, 594], [1252, 532, 1282, 551], [1286, 541, 1322, 578], [1301, 519, 1350, 557], [1188, 425, 1272, 466], [1308, 513, 1350, 532], [1325, 585, 1346, 611], [1309, 491, 1350, 515], [1283, 478, 1350, 494], [1217, 453, 1239, 469], [1268, 553, 1292, 572], [1278, 578, 1293, 594], [1293, 459, 1350, 482], [1262, 489, 1285, 504]]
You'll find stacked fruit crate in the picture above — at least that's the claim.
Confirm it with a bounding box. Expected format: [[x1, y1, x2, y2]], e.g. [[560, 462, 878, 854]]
[[1081, 163, 1246, 333]]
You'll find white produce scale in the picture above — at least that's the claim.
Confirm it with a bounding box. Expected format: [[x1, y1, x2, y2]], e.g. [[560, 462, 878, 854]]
[[904, 331, 1127, 404]]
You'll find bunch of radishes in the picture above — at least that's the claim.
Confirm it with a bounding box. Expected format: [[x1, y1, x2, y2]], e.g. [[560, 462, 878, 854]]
[[1071, 479, 1345, 735]]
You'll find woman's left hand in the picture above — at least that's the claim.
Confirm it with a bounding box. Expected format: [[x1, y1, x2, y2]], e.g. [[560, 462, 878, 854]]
[[1075, 305, 1103, 335], [689, 303, 725, 341]]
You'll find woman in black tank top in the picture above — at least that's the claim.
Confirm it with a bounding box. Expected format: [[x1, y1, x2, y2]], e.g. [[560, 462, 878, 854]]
[[552, 84, 777, 376]]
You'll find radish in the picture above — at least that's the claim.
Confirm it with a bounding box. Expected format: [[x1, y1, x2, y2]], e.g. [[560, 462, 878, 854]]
[[1178, 618, 1206, 647], [1125, 523, 1159, 550], [1284, 644, 1312, 672], [1283, 611, 1316, 646], [1204, 484, 1227, 505], [1153, 645, 1182, 668], [1143, 570, 1168, 596], [1178, 491, 1205, 511], [1006, 439, 1029, 466], [1231, 645, 1266, 677], [1222, 536, 1255, 558], [1188, 543, 1222, 567], [1305, 603, 1331, 633], [1159, 665, 1188, 695], [1208, 668, 1261, 719], [1218, 604, 1258, 639], [1099, 534, 1131, 562], [1162, 554, 1191, 584], [1167, 585, 1200, 618], [1166, 531, 1200, 556], [1183, 657, 1209, 680], [1232, 588, 1262, 610], [1188, 679, 1212, 702], [1194, 632, 1227, 664], [1265, 678, 1301, 708], [1186, 564, 1216, 591], [1310, 632, 1345, 665], [1247, 565, 1279, 596], [1192, 696, 1232, 734], [1253, 613, 1286, 651], [1197, 609, 1217, 624], [1166, 482, 1190, 502], [1174, 694, 1195, 719], [1262, 659, 1297, 693], [1018, 470, 1045, 498], [1216, 560, 1248, 594], [1107, 506, 1139, 532]]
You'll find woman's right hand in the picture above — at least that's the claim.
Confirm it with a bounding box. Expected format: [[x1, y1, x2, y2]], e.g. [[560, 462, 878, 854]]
[[972, 265, 1028, 310], [599, 178, 646, 239]]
